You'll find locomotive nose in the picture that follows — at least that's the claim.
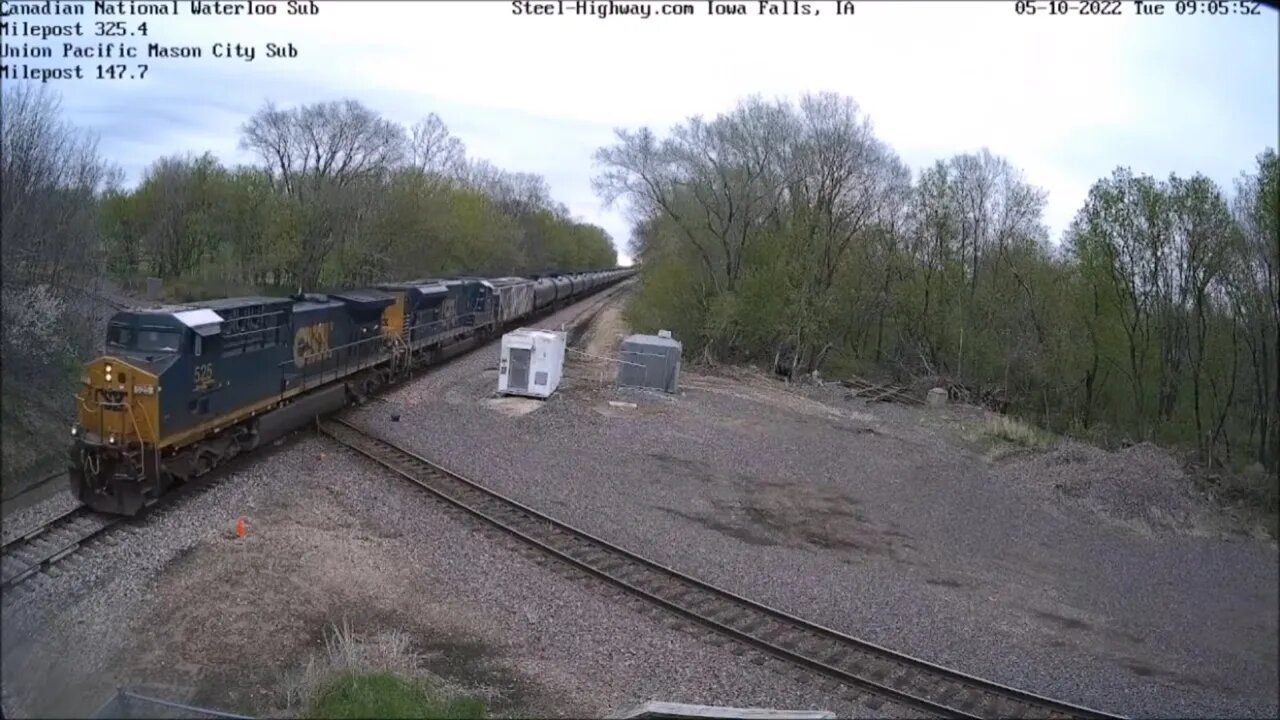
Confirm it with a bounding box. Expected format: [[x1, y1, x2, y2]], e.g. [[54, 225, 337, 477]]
[[74, 357, 161, 445]]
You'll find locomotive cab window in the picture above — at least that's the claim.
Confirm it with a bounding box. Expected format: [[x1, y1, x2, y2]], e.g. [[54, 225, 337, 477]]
[[137, 329, 180, 353], [106, 325, 178, 353], [106, 325, 134, 349]]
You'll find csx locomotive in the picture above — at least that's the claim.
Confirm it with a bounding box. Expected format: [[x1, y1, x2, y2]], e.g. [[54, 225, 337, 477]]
[[70, 269, 632, 515]]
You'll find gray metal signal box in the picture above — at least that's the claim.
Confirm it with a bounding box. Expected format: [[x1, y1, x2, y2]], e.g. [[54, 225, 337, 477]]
[[617, 331, 682, 393]]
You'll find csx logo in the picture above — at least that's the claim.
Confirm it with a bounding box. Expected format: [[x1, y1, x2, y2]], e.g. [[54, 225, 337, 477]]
[[293, 322, 333, 368]]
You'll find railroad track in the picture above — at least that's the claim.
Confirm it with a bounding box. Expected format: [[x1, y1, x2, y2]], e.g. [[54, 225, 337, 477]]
[[1, 505, 120, 592], [0, 286, 629, 595], [1, 469, 69, 506], [0, 431, 315, 597], [0, 282, 630, 597], [319, 417, 1122, 720]]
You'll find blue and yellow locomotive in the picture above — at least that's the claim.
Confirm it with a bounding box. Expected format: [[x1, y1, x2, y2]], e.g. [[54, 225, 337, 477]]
[[70, 269, 631, 514]]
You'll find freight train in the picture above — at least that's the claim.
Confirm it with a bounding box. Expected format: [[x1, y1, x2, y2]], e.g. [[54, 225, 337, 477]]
[[70, 268, 633, 515]]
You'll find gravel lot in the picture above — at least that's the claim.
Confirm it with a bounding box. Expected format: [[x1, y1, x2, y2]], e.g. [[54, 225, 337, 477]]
[[347, 292, 1279, 720], [1, 291, 899, 719]]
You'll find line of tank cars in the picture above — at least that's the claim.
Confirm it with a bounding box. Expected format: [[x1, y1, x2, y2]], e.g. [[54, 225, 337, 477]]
[[71, 269, 633, 514]]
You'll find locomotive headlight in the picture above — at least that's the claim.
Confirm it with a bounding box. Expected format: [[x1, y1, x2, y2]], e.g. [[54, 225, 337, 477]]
[[105, 372, 112, 382], [108, 434, 117, 445], [71, 425, 78, 437], [105, 363, 113, 374]]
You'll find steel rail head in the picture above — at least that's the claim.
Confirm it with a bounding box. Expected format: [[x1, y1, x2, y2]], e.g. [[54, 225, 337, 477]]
[[320, 419, 1123, 720], [319, 420, 959, 718]]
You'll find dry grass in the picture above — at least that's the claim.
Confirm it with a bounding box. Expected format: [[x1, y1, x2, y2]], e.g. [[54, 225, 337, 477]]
[[279, 619, 416, 709], [966, 414, 1058, 459], [278, 619, 485, 718]]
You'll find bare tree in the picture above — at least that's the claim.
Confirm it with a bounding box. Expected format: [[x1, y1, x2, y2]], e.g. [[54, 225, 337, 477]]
[[239, 100, 407, 287], [409, 112, 466, 180], [784, 93, 903, 295], [1, 86, 120, 490], [595, 97, 793, 294], [240, 99, 406, 198], [461, 159, 556, 215], [1, 85, 116, 290]]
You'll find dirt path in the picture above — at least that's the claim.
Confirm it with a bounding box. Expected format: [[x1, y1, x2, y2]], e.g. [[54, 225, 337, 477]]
[[562, 294, 631, 387]]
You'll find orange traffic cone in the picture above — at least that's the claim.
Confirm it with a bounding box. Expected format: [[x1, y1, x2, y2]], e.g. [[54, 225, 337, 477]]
[[235, 517, 246, 538]]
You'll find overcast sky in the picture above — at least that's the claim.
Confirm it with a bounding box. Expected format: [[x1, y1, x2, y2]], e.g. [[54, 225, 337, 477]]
[[10, 0, 1278, 265]]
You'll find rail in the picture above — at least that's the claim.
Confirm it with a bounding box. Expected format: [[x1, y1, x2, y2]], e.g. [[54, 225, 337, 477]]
[[318, 418, 1123, 720], [1, 469, 69, 505], [92, 688, 255, 719], [1, 506, 120, 591]]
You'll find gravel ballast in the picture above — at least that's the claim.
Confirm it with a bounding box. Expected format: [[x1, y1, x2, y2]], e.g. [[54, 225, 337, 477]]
[[2, 487, 81, 545], [347, 293, 1279, 720], [1, 292, 902, 719], [1, 432, 900, 718]]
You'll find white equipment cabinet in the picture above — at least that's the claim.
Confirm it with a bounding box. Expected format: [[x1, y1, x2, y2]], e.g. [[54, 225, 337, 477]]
[[498, 328, 566, 399]]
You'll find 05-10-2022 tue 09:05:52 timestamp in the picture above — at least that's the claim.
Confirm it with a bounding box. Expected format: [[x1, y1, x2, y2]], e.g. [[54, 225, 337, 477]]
[[1013, 0, 1265, 15]]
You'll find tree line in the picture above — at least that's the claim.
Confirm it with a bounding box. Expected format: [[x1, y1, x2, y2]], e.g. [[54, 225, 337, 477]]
[[0, 85, 616, 488], [1, 84, 618, 368], [595, 93, 1278, 494], [99, 98, 617, 299]]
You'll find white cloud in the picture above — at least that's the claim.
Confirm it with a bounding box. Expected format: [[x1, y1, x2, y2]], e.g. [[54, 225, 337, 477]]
[[12, 0, 1278, 264]]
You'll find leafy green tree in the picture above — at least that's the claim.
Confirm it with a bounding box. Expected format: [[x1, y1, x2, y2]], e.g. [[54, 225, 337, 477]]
[[597, 91, 1278, 484]]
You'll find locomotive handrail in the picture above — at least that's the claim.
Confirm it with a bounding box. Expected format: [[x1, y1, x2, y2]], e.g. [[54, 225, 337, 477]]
[[270, 305, 499, 393], [275, 327, 393, 370], [220, 312, 287, 339], [124, 402, 145, 477], [270, 304, 506, 379], [402, 309, 488, 338], [275, 326, 394, 396]]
